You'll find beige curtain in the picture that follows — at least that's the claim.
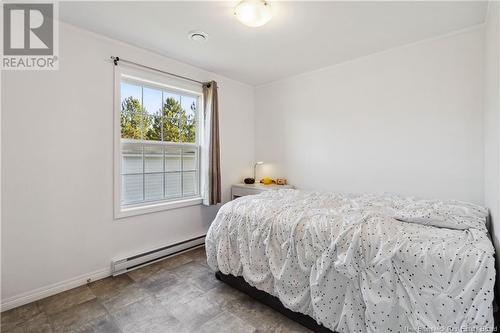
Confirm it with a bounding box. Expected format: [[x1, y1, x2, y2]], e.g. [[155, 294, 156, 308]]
[[202, 81, 221, 205]]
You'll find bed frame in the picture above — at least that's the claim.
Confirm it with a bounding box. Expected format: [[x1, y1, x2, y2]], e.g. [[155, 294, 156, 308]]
[[215, 271, 335, 333]]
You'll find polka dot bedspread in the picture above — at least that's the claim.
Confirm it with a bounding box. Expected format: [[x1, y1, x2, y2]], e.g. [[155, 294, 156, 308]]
[[205, 190, 496, 333]]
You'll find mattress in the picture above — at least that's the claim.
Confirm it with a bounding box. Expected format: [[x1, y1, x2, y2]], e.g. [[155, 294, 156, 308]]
[[205, 190, 496, 333]]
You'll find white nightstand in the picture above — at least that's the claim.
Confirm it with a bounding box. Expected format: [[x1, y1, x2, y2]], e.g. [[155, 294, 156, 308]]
[[231, 183, 294, 200]]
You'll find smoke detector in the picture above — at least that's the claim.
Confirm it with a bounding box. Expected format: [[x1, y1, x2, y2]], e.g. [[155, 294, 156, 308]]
[[188, 31, 208, 42]]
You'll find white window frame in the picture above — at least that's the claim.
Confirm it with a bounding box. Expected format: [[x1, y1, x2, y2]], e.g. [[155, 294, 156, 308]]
[[114, 64, 204, 219]]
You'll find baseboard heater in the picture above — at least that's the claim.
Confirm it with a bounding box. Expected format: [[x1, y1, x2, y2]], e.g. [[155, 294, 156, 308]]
[[111, 235, 206, 276]]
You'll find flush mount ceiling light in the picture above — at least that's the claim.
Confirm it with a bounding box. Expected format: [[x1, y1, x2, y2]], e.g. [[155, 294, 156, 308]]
[[187, 31, 208, 42], [234, 0, 272, 27]]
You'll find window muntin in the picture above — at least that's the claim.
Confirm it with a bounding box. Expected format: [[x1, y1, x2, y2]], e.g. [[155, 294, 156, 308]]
[[119, 79, 200, 207]]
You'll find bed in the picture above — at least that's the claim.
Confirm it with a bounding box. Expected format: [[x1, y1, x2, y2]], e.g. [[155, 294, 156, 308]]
[[205, 189, 496, 333]]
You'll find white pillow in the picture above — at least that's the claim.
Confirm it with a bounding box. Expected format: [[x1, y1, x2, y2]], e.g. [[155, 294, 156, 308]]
[[393, 200, 488, 231]]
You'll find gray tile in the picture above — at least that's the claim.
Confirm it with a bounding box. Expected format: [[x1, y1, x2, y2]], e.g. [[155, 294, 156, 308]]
[[2, 312, 52, 333], [48, 299, 108, 333], [137, 269, 180, 295], [197, 259, 211, 270], [100, 284, 153, 313], [224, 294, 284, 332], [271, 317, 314, 333], [182, 246, 207, 262], [88, 274, 148, 313], [169, 261, 210, 280], [154, 279, 205, 308], [111, 297, 185, 333], [76, 315, 121, 333], [3, 247, 314, 333], [38, 286, 95, 315], [88, 275, 134, 299], [169, 261, 219, 292], [198, 311, 256, 333], [189, 268, 220, 292], [1, 302, 41, 332], [204, 283, 248, 307], [168, 292, 224, 330]]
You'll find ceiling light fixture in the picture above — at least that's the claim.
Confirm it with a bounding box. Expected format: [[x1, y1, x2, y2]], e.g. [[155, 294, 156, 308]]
[[188, 31, 208, 42], [234, 0, 272, 28]]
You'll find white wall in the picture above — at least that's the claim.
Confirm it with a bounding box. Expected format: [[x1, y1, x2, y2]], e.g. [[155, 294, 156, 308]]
[[1, 22, 254, 306], [255, 27, 485, 204], [483, 2, 500, 268]]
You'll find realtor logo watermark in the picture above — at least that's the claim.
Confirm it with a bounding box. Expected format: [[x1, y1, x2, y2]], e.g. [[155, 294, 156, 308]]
[[2, 2, 59, 70]]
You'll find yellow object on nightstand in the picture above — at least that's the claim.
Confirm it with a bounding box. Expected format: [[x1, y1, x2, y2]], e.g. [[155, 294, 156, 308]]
[[260, 177, 273, 185]]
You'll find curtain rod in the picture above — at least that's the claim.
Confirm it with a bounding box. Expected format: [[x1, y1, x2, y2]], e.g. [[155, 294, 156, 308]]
[[111, 56, 208, 86]]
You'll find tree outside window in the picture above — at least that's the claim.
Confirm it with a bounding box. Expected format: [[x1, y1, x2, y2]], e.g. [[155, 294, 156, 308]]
[[121, 94, 196, 143]]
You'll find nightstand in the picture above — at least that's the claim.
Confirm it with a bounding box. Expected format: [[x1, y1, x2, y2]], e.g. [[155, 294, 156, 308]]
[[231, 183, 294, 200]]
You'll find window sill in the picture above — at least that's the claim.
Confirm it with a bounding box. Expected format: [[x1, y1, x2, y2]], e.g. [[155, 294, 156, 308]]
[[115, 197, 203, 219]]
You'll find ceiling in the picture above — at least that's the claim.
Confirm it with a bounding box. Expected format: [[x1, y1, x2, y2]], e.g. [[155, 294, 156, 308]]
[[60, 1, 488, 86]]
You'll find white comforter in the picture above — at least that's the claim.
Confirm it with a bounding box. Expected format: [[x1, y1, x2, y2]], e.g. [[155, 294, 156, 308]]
[[206, 190, 496, 333]]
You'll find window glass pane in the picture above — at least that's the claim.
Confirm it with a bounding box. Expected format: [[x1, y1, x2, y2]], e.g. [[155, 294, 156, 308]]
[[163, 118, 180, 142], [145, 173, 163, 201], [121, 142, 143, 174], [163, 93, 181, 143], [179, 95, 197, 143], [182, 171, 197, 196], [163, 95, 182, 119], [121, 82, 143, 139], [165, 147, 181, 172], [163, 92, 180, 110], [143, 87, 163, 141], [179, 120, 196, 143], [180, 95, 197, 120], [165, 173, 181, 198], [182, 148, 197, 171], [122, 174, 143, 204], [146, 115, 162, 141], [144, 145, 163, 173], [121, 81, 141, 103], [143, 86, 162, 116]]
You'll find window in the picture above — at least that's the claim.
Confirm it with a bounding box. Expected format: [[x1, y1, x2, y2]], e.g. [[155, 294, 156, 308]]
[[114, 67, 203, 218]]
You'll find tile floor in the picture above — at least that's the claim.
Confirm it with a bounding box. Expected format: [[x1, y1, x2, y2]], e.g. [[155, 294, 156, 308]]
[[1, 247, 312, 333]]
